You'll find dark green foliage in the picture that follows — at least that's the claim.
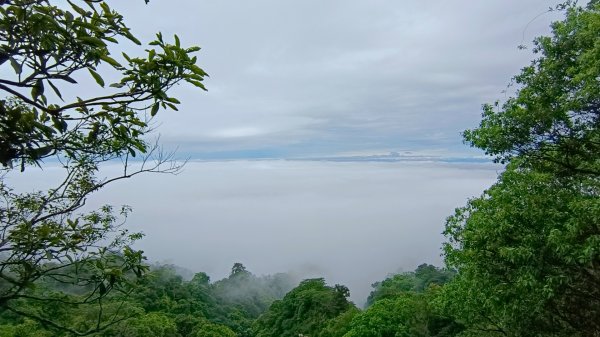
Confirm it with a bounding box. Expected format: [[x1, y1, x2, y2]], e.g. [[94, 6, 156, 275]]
[[442, 166, 600, 336], [366, 264, 455, 307], [346, 293, 429, 337], [319, 307, 360, 337], [253, 278, 356, 337], [348, 266, 461, 337], [442, 2, 600, 337]]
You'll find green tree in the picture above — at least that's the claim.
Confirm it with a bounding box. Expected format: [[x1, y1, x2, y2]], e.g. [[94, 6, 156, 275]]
[[212, 264, 295, 320], [442, 2, 600, 336], [191, 321, 237, 337], [253, 278, 356, 337], [366, 264, 454, 307], [108, 312, 178, 337], [442, 166, 599, 336], [0, 0, 207, 334], [345, 294, 428, 337], [463, 2, 600, 176], [0, 0, 206, 168], [319, 307, 359, 337]]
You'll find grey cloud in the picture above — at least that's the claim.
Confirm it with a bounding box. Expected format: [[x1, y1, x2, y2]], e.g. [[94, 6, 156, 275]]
[[101, 1, 568, 158]]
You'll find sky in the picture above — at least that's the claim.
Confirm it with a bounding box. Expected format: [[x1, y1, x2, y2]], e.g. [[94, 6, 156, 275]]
[[3, 0, 573, 304], [102, 0, 565, 160]]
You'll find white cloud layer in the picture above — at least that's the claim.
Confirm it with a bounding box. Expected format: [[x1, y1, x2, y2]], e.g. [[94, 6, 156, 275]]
[[11, 160, 500, 304]]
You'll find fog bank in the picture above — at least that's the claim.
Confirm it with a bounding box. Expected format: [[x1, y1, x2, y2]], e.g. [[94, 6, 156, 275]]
[[11, 160, 499, 305]]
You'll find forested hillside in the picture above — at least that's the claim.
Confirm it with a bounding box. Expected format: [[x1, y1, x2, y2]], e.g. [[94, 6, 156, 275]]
[[0, 0, 598, 336]]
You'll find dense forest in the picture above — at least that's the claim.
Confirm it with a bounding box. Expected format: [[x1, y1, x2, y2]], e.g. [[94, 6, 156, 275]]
[[0, 0, 599, 336]]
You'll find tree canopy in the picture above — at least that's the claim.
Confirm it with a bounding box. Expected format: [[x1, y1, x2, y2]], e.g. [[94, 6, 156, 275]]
[[463, 2, 600, 177], [252, 278, 355, 337], [442, 2, 600, 336]]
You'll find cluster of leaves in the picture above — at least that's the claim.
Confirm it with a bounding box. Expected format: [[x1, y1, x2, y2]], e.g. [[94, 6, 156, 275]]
[[441, 2, 600, 337], [0, 0, 207, 168]]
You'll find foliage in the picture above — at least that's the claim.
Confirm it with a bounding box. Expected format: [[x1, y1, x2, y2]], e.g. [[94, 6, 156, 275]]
[[463, 3, 600, 177], [191, 320, 237, 337], [349, 265, 461, 337], [117, 264, 291, 337], [366, 264, 454, 307], [442, 166, 600, 336], [105, 312, 179, 337], [319, 307, 359, 337], [0, 0, 207, 334], [212, 263, 296, 320], [253, 278, 356, 337], [0, 0, 207, 168], [442, 3, 600, 337], [344, 293, 429, 337]]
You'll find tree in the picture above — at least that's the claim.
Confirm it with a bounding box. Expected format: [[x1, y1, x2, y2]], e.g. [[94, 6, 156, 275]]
[[442, 2, 600, 336], [212, 264, 295, 321], [0, 0, 207, 334], [0, 0, 206, 168], [252, 278, 356, 337], [230, 263, 248, 277], [344, 294, 428, 337], [442, 166, 600, 336], [355, 265, 461, 337], [463, 2, 600, 177], [108, 312, 179, 337], [366, 264, 454, 307]]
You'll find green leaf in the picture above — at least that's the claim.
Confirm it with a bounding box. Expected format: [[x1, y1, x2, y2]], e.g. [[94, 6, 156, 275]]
[[68, 1, 88, 16], [64, 11, 74, 23], [150, 103, 159, 116], [31, 80, 44, 100], [99, 54, 122, 68], [57, 75, 78, 84], [9, 57, 21, 75], [187, 79, 207, 90], [166, 97, 181, 104], [78, 36, 106, 48], [88, 67, 105, 87], [47, 81, 64, 101], [123, 29, 141, 45]]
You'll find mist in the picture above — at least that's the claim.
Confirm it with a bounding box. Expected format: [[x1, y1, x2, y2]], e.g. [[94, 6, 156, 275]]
[[11, 159, 499, 305]]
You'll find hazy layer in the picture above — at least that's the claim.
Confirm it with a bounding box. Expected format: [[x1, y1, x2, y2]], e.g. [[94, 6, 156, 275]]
[[11, 160, 499, 305]]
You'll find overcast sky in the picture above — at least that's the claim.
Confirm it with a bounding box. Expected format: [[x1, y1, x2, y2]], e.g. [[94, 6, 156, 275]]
[[101, 0, 565, 159]]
